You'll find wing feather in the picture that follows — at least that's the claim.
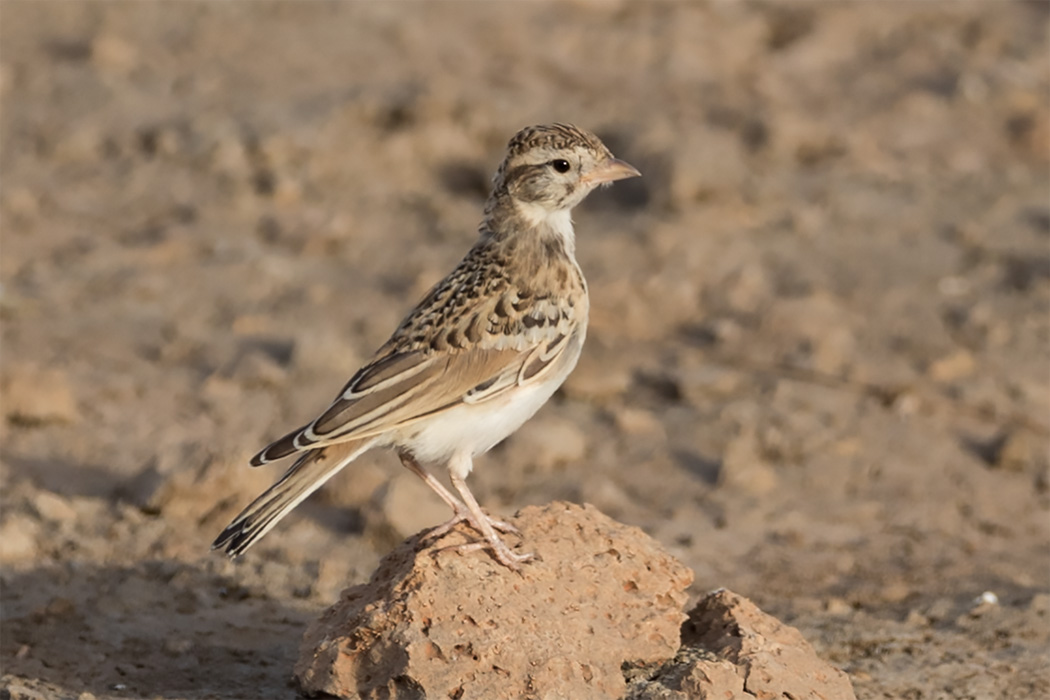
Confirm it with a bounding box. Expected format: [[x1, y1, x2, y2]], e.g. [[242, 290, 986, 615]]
[[251, 246, 586, 466]]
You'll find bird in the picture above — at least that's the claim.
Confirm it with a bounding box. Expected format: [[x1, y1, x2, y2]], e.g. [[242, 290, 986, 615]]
[[212, 123, 640, 570]]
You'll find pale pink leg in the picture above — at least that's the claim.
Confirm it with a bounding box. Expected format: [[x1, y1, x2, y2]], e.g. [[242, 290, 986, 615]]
[[446, 472, 533, 571], [398, 452, 519, 540]]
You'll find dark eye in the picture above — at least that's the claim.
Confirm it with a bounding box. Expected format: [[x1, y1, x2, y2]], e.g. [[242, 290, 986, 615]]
[[550, 159, 571, 173]]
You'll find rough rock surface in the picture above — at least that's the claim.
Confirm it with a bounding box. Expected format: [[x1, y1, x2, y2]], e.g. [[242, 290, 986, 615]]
[[295, 502, 693, 699], [626, 589, 856, 700]]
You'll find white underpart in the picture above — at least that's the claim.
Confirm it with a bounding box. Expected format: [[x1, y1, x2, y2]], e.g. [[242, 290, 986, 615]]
[[514, 202, 576, 255], [398, 332, 585, 479]]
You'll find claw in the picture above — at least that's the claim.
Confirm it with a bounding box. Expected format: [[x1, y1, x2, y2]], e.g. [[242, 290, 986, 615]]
[[435, 539, 534, 572], [424, 508, 521, 543]]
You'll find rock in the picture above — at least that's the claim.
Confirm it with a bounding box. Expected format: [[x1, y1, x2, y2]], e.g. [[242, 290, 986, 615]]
[[31, 491, 77, 524], [2, 364, 79, 425], [674, 365, 746, 407], [719, 425, 779, 496], [295, 502, 693, 699], [612, 407, 667, 439], [723, 261, 774, 315], [0, 515, 40, 564], [4, 186, 40, 221], [927, 349, 976, 383], [995, 429, 1044, 473], [90, 35, 138, 75], [762, 293, 858, 376], [627, 589, 856, 700]]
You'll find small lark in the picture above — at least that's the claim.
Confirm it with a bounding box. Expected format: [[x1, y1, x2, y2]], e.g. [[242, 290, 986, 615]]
[[212, 124, 640, 569]]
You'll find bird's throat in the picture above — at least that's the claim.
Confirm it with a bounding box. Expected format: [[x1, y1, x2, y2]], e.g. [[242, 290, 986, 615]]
[[512, 202, 576, 256]]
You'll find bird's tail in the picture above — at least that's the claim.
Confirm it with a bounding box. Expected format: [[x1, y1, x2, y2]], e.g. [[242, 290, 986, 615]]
[[212, 438, 375, 558]]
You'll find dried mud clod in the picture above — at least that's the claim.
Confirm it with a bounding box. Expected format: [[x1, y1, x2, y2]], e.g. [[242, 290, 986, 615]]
[[295, 503, 854, 700]]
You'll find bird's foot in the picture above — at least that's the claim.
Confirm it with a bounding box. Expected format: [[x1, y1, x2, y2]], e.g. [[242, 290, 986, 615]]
[[425, 508, 520, 542], [439, 538, 535, 571], [426, 507, 531, 570]]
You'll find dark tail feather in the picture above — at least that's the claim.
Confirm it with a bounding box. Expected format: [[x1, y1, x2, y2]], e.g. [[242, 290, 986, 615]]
[[249, 425, 311, 466], [213, 438, 373, 557]]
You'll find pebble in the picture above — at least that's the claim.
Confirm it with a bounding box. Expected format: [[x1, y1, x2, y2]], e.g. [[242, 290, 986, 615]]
[[927, 349, 976, 382], [762, 293, 858, 376], [718, 427, 778, 495], [611, 407, 666, 438], [995, 430, 1038, 472], [31, 491, 77, 524], [5, 187, 39, 220], [0, 516, 40, 563], [724, 261, 773, 315], [825, 597, 852, 616], [674, 365, 745, 406], [3, 365, 80, 425], [91, 35, 138, 75]]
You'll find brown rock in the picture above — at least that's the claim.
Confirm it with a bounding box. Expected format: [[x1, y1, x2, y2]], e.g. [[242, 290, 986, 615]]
[[2, 364, 79, 425], [763, 293, 858, 376], [927, 349, 976, 383], [295, 502, 693, 699], [90, 35, 138, 75], [628, 589, 856, 699]]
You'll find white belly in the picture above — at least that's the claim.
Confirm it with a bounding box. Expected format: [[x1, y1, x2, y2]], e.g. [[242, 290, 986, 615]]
[[396, 330, 585, 479]]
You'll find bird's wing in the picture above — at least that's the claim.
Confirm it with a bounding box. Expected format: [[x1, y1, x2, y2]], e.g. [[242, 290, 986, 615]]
[[251, 284, 582, 466]]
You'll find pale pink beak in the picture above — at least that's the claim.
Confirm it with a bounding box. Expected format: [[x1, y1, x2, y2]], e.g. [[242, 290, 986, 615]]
[[581, 157, 641, 186]]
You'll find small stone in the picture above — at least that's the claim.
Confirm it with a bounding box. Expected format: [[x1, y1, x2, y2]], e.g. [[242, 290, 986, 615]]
[[31, 491, 77, 524], [0, 516, 40, 563], [724, 261, 774, 315], [825, 597, 852, 616], [881, 581, 912, 604], [924, 597, 955, 622], [3, 364, 80, 425], [763, 293, 858, 376], [91, 35, 138, 75], [905, 609, 929, 627], [612, 407, 666, 438], [4, 186, 40, 220], [718, 426, 778, 495], [928, 349, 976, 383], [969, 591, 1001, 617], [674, 365, 745, 406], [996, 430, 1038, 472]]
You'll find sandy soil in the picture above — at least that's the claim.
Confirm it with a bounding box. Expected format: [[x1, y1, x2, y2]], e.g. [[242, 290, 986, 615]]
[[1, 2, 1048, 699]]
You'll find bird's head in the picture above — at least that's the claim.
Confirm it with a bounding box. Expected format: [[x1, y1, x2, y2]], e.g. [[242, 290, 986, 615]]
[[490, 124, 640, 229]]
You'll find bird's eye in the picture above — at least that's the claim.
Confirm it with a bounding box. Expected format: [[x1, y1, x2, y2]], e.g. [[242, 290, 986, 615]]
[[550, 159, 571, 173]]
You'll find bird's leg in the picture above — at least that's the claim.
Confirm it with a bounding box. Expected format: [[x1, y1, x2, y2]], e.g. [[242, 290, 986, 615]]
[[445, 471, 533, 571], [398, 452, 518, 541], [398, 451, 465, 512]]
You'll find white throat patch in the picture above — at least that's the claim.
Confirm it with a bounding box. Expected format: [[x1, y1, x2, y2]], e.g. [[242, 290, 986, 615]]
[[515, 203, 576, 254]]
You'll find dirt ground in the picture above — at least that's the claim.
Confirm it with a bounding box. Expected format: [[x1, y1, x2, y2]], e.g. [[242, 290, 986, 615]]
[[1, 2, 1048, 699]]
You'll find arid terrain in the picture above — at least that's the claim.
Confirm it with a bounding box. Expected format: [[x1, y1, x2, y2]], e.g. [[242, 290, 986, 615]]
[[2, 2, 1048, 699]]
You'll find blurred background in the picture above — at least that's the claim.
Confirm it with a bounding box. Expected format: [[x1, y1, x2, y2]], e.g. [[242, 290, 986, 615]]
[[1, 2, 1047, 698]]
